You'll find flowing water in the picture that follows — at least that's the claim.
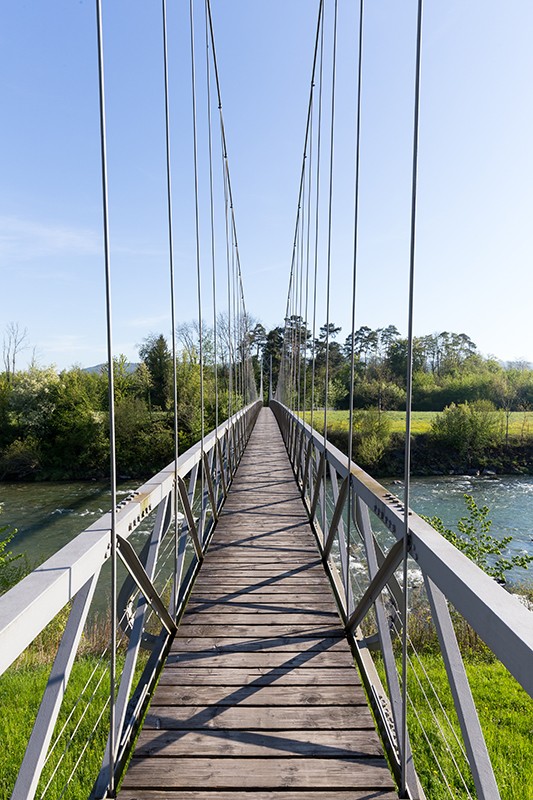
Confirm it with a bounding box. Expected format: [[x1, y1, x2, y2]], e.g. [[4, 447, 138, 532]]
[[1, 474, 533, 586]]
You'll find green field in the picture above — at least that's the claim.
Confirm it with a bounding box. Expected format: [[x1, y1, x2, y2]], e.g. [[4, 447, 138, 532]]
[[305, 409, 533, 437]]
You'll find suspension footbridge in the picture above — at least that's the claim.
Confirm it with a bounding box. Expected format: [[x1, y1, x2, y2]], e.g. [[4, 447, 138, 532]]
[[1, 0, 532, 798]]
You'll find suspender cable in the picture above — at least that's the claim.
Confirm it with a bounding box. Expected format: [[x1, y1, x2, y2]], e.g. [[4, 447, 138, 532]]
[[322, 0, 339, 536], [311, 14, 324, 430], [188, 0, 206, 504], [401, 0, 424, 795], [303, 102, 313, 419], [346, 0, 365, 616], [204, 0, 219, 429], [95, 0, 117, 792], [161, 0, 180, 612]]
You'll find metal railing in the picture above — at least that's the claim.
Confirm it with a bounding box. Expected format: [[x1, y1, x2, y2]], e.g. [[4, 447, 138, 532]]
[[271, 400, 533, 800], [0, 400, 261, 800]]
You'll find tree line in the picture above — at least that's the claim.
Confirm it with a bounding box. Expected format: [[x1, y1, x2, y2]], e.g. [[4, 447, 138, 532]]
[[0, 323, 254, 481], [267, 318, 533, 413]]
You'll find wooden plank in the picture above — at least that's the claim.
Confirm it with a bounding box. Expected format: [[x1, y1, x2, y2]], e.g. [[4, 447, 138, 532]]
[[176, 624, 340, 637], [178, 613, 340, 626], [143, 705, 375, 730], [157, 667, 362, 686], [150, 685, 367, 706], [170, 636, 347, 652], [118, 792, 399, 800], [164, 651, 355, 669], [132, 728, 383, 757], [182, 602, 339, 614], [120, 757, 396, 790]]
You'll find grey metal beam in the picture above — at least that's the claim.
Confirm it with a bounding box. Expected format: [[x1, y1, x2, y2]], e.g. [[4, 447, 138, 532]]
[[322, 475, 349, 562], [425, 575, 501, 800], [116, 536, 177, 636], [11, 573, 100, 800], [343, 536, 403, 634]]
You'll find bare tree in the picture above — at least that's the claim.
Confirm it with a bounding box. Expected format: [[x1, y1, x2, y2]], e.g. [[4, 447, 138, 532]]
[[3, 322, 28, 381]]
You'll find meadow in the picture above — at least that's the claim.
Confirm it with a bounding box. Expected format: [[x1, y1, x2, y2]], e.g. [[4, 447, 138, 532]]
[[304, 409, 533, 438]]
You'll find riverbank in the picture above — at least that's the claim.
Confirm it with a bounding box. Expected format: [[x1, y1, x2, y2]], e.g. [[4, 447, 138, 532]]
[[307, 411, 533, 478]]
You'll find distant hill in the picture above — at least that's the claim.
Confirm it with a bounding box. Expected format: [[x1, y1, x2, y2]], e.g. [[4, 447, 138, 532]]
[[83, 362, 139, 375]]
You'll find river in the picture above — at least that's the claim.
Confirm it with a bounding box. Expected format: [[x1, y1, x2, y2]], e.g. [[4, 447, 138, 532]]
[[1, 474, 533, 586]]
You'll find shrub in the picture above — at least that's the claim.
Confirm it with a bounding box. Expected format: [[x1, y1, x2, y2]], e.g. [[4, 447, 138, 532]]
[[430, 400, 501, 463]]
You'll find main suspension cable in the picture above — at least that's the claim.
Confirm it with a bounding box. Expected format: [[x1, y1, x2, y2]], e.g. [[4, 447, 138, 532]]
[[322, 0, 339, 537], [204, 0, 219, 428], [188, 0, 206, 472], [281, 0, 325, 408]]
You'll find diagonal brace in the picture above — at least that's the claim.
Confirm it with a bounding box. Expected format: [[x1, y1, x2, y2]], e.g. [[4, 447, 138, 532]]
[[177, 475, 203, 562], [322, 476, 349, 561], [202, 451, 219, 522], [310, 450, 326, 520], [346, 538, 404, 634], [117, 536, 177, 636]]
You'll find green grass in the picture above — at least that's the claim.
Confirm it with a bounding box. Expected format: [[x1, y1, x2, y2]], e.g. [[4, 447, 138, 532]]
[[304, 409, 533, 438], [0, 657, 110, 799], [376, 653, 533, 799]]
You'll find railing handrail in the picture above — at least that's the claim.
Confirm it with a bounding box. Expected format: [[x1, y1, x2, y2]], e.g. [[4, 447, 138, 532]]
[[0, 400, 262, 676], [270, 400, 533, 699]]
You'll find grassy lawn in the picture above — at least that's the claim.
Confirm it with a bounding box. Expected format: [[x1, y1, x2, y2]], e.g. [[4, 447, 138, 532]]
[[373, 653, 533, 799], [304, 409, 533, 438], [0, 658, 110, 799]]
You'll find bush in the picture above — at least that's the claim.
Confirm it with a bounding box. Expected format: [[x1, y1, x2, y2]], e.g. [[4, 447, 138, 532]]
[[430, 400, 502, 463], [425, 494, 533, 584]]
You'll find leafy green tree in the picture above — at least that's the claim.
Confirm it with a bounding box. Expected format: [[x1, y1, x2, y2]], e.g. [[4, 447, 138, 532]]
[[425, 494, 533, 583], [139, 334, 172, 411], [9, 365, 59, 439]]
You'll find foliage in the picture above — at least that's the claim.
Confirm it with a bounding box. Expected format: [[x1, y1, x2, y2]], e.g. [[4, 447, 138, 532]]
[[139, 333, 173, 411], [425, 494, 533, 583], [430, 400, 502, 462], [0, 507, 23, 594]]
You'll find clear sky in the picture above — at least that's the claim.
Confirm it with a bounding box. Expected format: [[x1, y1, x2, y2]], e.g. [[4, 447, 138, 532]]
[[1, 0, 532, 371]]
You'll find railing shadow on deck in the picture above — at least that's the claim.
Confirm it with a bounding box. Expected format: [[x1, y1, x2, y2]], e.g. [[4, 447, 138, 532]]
[[270, 399, 533, 800], [0, 400, 261, 800]]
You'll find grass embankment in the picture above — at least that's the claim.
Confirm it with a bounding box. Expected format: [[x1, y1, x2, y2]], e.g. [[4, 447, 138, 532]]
[[0, 658, 110, 799]]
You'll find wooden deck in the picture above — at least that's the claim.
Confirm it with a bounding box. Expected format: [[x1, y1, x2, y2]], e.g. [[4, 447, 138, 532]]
[[117, 407, 398, 799]]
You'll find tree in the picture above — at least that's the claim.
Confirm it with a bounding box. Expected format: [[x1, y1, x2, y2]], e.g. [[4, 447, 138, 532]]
[[2, 322, 28, 382], [139, 334, 172, 411], [262, 326, 284, 398]]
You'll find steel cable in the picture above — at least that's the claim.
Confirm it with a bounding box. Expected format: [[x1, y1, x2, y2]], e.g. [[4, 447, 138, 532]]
[[94, 0, 118, 789], [401, 1, 424, 792]]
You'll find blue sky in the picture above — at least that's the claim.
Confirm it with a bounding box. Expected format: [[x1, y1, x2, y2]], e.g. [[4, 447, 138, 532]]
[[1, 0, 532, 370]]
